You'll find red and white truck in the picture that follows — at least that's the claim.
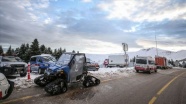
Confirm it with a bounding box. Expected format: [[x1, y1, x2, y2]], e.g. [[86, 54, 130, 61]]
[[155, 56, 168, 69]]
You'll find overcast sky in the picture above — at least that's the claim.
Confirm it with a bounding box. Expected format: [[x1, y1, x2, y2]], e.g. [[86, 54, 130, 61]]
[[0, 0, 186, 54]]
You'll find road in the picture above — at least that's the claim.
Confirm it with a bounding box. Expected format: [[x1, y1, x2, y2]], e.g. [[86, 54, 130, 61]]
[[1, 68, 186, 104]]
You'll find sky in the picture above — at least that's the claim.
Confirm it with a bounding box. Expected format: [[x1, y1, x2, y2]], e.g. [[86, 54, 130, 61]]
[[0, 0, 186, 54]]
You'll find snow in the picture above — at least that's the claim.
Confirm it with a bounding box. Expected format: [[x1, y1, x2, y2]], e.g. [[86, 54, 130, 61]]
[[88, 67, 136, 80], [9, 73, 41, 90]]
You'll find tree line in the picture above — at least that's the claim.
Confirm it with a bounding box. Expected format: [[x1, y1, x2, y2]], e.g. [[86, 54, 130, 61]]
[[0, 39, 76, 62]]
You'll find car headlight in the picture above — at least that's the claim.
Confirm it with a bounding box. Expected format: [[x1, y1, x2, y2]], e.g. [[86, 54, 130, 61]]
[[3, 64, 11, 67], [0, 78, 8, 85]]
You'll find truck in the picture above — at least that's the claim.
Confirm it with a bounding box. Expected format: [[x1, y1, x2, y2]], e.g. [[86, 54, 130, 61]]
[[155, 56, 168, 69], [34, 52, 100, 95], [135, 56, 157, 74], [107, 54, 129, 68], [0, 56, 28, 77]]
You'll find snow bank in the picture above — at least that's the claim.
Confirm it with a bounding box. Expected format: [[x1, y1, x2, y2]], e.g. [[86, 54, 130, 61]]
[[88, 67, 136, 80], [10, 73, 41, 90]]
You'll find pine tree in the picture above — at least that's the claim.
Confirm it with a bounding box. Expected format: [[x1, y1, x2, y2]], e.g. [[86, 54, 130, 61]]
[[15, 48, 20, 55], [6, 45, 12, 55], [18, 44, 26, 60], [11, 49, 15, 55], [63, 48, 66, 53], [24, 43, 30, 62], [40, 44, 46, 54], [53, 49, 57, 59], [72, 50, 76, 53], [30, 39, 40, 56], [0, 45, 3, 55], [47, 47, 52, 54]]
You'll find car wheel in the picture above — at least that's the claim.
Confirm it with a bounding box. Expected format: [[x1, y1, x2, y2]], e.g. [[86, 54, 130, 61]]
[[155, 69, 157, 73], [95, 79, 100, 85], [61, 85, 67, 93], [149, 70, 151, 74], [136, 70, 139, 73], [38, 68, 42, 74], [2, 80, 14, 100], [83, 81, 90, 87]]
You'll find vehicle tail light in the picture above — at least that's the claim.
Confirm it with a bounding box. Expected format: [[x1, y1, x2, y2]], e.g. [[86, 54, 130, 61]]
[[0, 89, 2, 99]]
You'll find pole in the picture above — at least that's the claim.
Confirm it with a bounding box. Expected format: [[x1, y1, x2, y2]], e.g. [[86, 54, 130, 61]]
[[155, 34, 158, 56]]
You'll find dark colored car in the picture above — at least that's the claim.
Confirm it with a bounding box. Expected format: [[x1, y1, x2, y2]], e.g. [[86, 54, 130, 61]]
[[0, 56, 28, 77], [30, 55, 56, 74]]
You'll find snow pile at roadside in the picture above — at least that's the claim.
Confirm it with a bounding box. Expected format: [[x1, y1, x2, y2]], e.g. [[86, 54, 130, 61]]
[[88, 67, 135, 80], [10, 73, 41, 90]]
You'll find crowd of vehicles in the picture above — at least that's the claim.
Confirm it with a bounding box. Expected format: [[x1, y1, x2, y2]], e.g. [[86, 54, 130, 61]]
[[34, 52, 100, 95]]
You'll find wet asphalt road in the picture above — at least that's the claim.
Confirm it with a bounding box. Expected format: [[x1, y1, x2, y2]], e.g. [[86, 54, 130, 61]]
[[1, 68, 186, 104]]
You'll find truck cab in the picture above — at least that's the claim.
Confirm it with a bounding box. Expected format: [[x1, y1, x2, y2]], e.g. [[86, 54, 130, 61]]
[[135, 56, 157, 74]]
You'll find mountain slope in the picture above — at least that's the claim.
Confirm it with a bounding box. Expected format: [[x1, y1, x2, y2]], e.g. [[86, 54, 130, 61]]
[[86, 48, 186, 63]]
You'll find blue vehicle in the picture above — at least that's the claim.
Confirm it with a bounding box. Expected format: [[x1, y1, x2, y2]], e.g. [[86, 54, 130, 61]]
[[30, 55, 56, 74], [34, 52, 100, 95]]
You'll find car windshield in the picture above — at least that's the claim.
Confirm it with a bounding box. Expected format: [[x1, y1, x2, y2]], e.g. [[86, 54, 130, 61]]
[[42, 56, 56, 62], [15, 57, 23, 62], [136, 59, 147, 64], [57, 54, 73, 65], [2, 56, 19, 62]]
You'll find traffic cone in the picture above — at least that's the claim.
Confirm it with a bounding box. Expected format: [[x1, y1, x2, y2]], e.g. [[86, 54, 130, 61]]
[[27, 64, 31, 80], [0, 89, 2, 99]]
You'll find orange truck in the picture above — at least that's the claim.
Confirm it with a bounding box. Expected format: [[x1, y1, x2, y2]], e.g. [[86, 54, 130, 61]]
[[155, 56, 168, 69]]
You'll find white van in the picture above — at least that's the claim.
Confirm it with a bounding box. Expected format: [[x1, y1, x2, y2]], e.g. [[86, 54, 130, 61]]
[[135, 56, 157, 74]]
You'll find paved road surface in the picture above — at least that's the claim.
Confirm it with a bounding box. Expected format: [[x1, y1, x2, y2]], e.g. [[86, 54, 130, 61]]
[[1, 68, 186, 104]]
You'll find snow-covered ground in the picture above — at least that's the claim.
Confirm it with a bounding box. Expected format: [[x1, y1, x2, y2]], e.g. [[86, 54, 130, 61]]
[[88, 67, 135, 80], [10, 73, 40, 90], [10, 67, 135, 90]]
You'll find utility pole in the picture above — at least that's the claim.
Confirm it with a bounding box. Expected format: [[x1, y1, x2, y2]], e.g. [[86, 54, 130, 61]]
[[155, 34, 158, 56]]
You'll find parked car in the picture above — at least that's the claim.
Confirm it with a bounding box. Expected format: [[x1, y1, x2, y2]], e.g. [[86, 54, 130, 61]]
[[135, 56, 157, 74], [0, 73, 14, 100], [30, 55, 56, 74], [0, 56, 28, 77], [86, 58, 100, 71]]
